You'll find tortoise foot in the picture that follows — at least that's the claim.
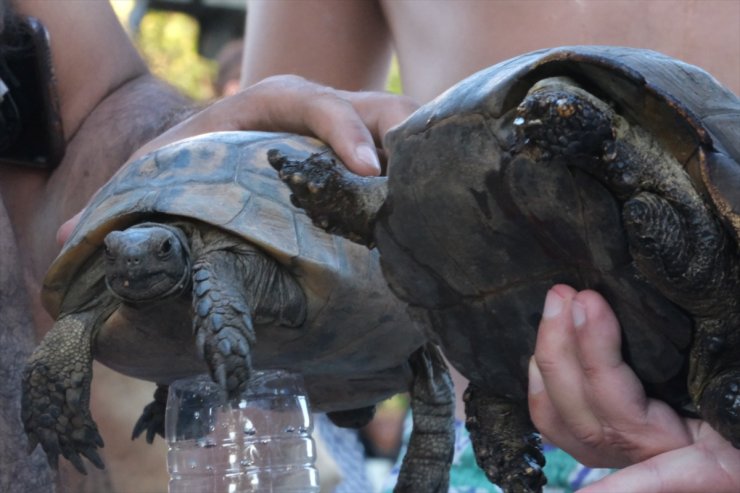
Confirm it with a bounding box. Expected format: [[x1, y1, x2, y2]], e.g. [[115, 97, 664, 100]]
[[464, 385, 545, 493], [268, 149, 386, 247], [21, 360, 104, 475], [21, 312, 103, 475], [132, 385, 168, 443]]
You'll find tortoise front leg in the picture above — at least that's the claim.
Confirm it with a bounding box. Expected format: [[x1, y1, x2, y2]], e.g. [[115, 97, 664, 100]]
[[132, 384, 168, 443], [268, 149, 388, 247], [21, 311, 104, 474], [191, 247, 306, 398], [394, 343, 455, 493], [464, 386, 545, 493]]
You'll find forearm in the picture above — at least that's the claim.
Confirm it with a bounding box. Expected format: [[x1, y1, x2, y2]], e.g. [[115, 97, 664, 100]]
[[242, 0, 393, 90], [59, 73, 195, 198]]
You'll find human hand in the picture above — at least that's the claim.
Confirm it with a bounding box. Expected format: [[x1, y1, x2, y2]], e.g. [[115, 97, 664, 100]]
[[56, 75, 418, 245], [528, 284, 740, 493], [130, 75, 417, 175]]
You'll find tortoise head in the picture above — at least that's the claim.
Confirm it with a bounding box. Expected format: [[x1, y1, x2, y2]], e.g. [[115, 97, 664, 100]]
[[103, 223, 191, 303]]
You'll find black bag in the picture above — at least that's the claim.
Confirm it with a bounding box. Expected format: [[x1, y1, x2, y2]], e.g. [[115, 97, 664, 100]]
[[0, 15, 64, 169]]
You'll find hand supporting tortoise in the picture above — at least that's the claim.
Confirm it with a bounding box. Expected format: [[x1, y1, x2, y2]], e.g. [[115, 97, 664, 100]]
[[528, 284, 740, 493], [57, 75, 417, 244]]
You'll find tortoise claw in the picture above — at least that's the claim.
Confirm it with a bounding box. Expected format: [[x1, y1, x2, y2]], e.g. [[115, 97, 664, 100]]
[[64, 449, 88, 475], [132, 385, 168, 444], [81, 446, 105, 470], [464, 385, 545, 493]]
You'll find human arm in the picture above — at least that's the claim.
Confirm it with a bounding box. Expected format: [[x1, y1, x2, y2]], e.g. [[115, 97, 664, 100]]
[[8, 1, 193, 277], [241, 0, 392, 91], [528, 285, 740, 492], [56, 75, 419, 243]]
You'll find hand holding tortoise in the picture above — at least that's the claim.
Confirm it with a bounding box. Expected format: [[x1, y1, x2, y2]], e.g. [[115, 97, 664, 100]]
[[529, 285, 740, 493]]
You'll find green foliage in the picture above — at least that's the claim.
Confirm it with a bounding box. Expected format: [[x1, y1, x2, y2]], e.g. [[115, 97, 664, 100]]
[[112, 1, 401, 100], [386, 57, 403, 95], [136, 11, 217, 101]]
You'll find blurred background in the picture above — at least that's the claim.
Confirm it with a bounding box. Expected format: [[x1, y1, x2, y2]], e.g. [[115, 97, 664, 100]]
[[81, 3, 405, 493], [110, 0, 401, 100]]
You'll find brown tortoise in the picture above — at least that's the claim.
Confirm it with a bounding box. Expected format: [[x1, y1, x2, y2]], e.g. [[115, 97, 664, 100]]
[[22, 131, 456, 491], [269, 46, 740, 492]]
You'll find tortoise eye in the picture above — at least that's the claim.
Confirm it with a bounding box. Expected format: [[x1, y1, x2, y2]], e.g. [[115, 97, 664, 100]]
[[103, 241, 117, 260], [160, 238, 173, 255]]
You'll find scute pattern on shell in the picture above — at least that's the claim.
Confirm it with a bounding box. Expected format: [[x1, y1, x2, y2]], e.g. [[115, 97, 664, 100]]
[[42, 131, 426, 412], [46, 133, 352, 317]]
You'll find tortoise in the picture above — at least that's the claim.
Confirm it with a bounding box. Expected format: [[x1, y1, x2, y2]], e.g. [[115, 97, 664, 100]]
[[21, 131, 456, 491], [268, 45, 740, 492]]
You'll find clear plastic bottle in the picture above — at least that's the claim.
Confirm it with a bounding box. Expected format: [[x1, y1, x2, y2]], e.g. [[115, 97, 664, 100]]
[[166, 370, 320, 493]]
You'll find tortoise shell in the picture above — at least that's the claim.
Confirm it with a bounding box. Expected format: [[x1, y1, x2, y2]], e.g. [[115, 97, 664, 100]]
[[43, 131, 424, 411], [380, 45, 740, 407]]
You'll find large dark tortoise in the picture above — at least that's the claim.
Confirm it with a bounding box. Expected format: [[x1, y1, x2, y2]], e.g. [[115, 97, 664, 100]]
[[22, 131, 455, 491], [269, 45, 740, 492]]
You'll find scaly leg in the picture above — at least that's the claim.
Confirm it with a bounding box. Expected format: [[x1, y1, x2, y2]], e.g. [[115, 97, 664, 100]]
[[192, 246, 306, 398], [22, 311, 104, 474], [464, 385, 545, 493], [394, 344, 455, 493], [268, 149, 387, 247]]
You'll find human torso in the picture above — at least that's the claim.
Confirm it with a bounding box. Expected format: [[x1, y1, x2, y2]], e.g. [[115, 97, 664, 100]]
[[382, 0, 740, 102]]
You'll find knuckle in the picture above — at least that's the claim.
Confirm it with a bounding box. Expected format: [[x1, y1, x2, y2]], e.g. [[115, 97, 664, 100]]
[[571, 422, 605, 450], [533, 349, 561, 375], [256, 74, 309, 90]]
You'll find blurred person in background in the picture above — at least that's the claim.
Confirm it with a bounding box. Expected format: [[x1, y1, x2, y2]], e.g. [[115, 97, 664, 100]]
[[213, 38, 245, 97], [241, 1, 740, 491]]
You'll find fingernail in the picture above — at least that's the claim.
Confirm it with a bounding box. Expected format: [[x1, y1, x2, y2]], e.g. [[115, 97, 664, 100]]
[[355, 144, 381, 174], [542, 289, 564, 319], [528, 357, 544, 395], [572, 300, 587, 328]]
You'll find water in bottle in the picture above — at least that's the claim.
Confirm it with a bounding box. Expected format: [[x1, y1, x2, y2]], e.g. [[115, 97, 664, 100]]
[[166, 370, 320, 493]]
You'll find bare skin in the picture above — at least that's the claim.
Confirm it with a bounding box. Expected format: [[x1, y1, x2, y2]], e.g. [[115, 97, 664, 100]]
[[56, 76, 419, 242], [529, 285, 740, 492], [242, 0, 740, 101]]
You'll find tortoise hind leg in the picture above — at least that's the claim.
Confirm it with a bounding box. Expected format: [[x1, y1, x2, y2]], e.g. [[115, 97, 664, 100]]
[[464, 384, 545, 493], [268, 149, 388, 247], [621, 187, 740, 445], [394, 344, 455, 493], [132, 384, 168, 443], [21, 311, 105, 474], [192, 245, 306, 398]]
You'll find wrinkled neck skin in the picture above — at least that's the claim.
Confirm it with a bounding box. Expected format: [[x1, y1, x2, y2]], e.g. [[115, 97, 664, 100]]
[[94, 288, 205, 383]]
